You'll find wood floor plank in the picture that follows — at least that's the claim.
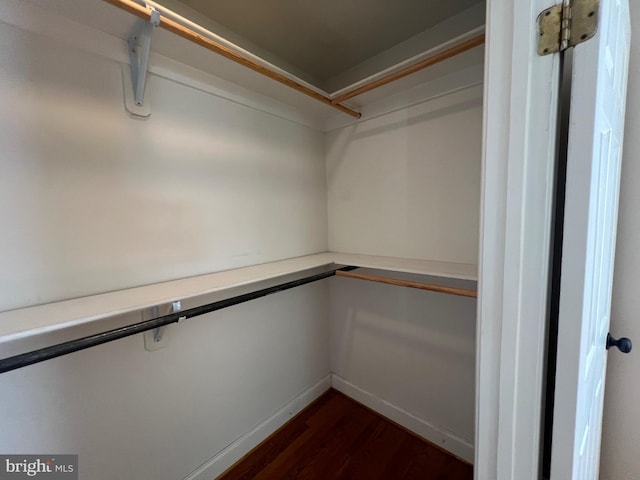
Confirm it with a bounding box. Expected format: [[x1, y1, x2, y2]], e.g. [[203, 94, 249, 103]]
[[224, 393, 340, 480], [249, 393, 357, 480], [340, 420, 407, 480], [217, 389, 472, 480], [295, 402, 377, 480]]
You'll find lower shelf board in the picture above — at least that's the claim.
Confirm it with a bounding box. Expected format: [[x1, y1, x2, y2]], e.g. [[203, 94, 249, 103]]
[[0, 252, 476, 345], [217, 388, 473, 480]]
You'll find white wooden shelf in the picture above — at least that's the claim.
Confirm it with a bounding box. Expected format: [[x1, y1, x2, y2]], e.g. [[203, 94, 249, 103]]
[[0, 252, 476, 343], [330, 252, 477, 281], [0, 253, 334, 344], [2, 1, 485, 130]]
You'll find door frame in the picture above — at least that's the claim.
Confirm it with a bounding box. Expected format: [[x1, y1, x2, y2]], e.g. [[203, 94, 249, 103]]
[[477, 1, 561, 478]]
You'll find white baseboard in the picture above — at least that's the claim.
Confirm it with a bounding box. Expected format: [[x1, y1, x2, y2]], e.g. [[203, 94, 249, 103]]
[[183, 373, 473, 479], [183, 375, 332, 480], [331, 374, 474, 463]]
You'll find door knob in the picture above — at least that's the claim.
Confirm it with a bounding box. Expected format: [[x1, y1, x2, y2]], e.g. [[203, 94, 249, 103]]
[[606, 333, 632, 353]]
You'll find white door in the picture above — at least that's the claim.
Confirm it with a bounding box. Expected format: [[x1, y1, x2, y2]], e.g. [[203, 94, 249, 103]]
[[551, 1, 631, 479]]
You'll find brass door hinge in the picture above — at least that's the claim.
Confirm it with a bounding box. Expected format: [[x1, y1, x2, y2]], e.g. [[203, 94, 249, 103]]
[[537, 0, 599, 55]]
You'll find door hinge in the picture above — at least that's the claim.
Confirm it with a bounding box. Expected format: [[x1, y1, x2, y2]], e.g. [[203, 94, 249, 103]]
[[537, 0, 599, 55]]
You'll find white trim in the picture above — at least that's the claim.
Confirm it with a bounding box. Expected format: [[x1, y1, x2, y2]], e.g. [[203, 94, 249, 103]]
[[477, 0, 560, 479], [183, 373, 475, 480], [331, 374, 474, 463], [182, 375, 332, 480]]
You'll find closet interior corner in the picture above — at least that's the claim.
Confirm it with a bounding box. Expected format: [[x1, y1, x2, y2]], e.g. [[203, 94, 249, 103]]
[[0, 0, 485, 478]]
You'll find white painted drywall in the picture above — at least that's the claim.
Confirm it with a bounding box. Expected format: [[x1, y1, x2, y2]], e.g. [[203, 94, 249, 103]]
[[329, 270, 476, 461], [600, 4, 640, 479], [0, 3, 482, 477], [325, 85, 483, 265], [0, 19, 327, 312], [0, 14, 330, 480], [326, 85, 481, 463], [0, 281, 330, 480]]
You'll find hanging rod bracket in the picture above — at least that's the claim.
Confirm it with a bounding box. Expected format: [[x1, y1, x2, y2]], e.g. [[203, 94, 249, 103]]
[[124, 6, 160, 116], [143, 300, 182, 351]]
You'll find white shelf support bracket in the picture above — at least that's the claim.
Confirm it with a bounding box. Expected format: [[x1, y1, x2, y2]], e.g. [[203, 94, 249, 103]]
[[123, 7, 160, 117]]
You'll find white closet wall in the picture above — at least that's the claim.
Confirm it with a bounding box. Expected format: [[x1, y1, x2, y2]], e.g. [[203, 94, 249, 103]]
[[0, 1, 483, 477], [330, 271, 477, 461], [326, 84, 482, 462], [0, 12, 330, 480], [326, 86, 482, 263], [0, 284, 330, 480], [0, 20, 327, 312]]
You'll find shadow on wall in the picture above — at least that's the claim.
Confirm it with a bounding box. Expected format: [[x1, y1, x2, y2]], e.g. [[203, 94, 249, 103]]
[[329, 274, 476, 443]]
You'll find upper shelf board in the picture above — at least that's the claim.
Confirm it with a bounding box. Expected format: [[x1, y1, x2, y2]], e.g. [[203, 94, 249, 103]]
[[16, 0, 485, 125], [170, 0, 485, 90], [0, 252, 477, 343]]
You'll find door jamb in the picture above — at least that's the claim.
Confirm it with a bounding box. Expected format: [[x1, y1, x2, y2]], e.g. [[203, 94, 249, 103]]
[[477, 1, 561, 478]]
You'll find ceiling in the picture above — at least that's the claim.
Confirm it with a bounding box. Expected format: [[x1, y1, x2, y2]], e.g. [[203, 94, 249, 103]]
[[178, 0, 484, 85]]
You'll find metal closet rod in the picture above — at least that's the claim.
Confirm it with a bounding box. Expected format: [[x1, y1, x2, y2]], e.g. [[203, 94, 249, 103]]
[[0, 266, 358, 375], [335, 270, 477, 298], [102, 0, 485, 119]]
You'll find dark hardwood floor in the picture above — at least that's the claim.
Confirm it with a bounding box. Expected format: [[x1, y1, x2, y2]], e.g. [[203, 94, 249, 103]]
[[218, 389, 473, 480]]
